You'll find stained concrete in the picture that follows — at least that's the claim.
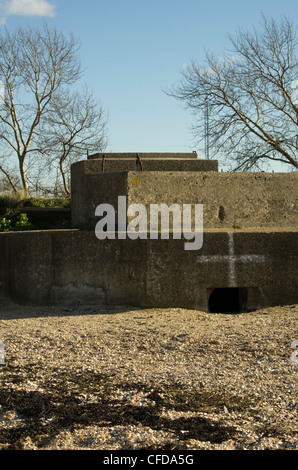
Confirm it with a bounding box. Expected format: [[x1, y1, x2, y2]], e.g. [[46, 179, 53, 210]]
[[0, 228, 297, 311], [1, 153, 297, 312], [71, 170, 298, 230], [87, 152, 199, 159], [74, 155, 218, 175]]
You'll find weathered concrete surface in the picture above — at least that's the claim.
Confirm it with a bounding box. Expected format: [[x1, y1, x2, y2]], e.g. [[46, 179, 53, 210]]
[[72, 157, 218, 177], [2, 154, 297, 312], [127, 171, 298, 229], [88, 152, 199, 159], [0, 229, 297, 311], [71, 169, 127, 230], [72, 170, 298, 230]]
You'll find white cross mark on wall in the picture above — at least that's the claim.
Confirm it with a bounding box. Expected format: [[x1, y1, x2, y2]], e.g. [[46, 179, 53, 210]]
[[197, 232, 266, 287]]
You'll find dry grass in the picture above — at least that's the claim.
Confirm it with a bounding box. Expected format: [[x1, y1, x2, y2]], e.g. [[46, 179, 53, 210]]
[[0, 190, 28, 208]]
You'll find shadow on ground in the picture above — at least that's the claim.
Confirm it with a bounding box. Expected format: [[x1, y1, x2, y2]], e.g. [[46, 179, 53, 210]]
[[0, 367, 245, 450]]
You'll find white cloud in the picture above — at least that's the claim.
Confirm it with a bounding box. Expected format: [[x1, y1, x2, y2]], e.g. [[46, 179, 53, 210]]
[[0, 0, 56, 17]]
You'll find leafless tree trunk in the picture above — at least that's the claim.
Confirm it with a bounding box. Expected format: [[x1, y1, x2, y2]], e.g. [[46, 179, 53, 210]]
[[37, 87, 108, 194], [167, 15, 298, 171], [0, 163, 18, 192], [0, 24, 81, 195]]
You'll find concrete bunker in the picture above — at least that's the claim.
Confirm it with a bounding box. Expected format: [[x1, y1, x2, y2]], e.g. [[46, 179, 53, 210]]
[[0, 152, 297, 311]]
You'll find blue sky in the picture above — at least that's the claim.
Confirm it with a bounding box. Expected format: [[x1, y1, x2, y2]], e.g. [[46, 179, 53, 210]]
[[1, 0, 298, 170]]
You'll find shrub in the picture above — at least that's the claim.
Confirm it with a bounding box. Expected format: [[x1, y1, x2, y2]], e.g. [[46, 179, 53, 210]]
[[21, 196, 70, 208], [13, 213, 33, 231], [0, 217, 12, 232], [0, 213, 33, 232]]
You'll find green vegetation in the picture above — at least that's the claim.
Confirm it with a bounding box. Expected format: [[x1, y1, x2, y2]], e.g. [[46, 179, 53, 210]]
[[0, 191, 70, 210], [0, 213, 32, 232], [0, 217, 12, 232], [13, 213, 33, 231], [0, 191, 71, 232]]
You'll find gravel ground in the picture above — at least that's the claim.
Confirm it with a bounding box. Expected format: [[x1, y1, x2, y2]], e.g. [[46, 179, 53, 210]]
[[0, 295, 297, 451]]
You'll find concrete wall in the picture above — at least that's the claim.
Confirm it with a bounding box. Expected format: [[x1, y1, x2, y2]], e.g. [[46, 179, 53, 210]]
[[1, 229, 297, 311], [127, 171, 298, 228], [1, 159, 297, 312], [72, 170, 298, 230], [71, 168, 128, 229]]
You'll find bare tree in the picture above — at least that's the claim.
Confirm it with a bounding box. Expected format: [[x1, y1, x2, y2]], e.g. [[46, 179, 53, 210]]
[[0, 166, 18, 192], [167, 15, 298, 171], [36, 87, 108, 195], [0, 23, 81, 195]]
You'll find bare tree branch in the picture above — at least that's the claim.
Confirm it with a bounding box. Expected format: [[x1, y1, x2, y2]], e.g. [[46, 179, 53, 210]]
[[0, 24, 82, 195], [35, 86, 108, 194], [0, 163, 18, 192], [167, 15, 298, 171]]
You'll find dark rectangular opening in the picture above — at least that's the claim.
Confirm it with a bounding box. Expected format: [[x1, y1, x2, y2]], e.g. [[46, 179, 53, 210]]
[[208, 287, 248, 313]]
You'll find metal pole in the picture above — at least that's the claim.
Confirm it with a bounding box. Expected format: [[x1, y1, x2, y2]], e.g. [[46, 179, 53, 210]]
[[205, 96, 210, 160]]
